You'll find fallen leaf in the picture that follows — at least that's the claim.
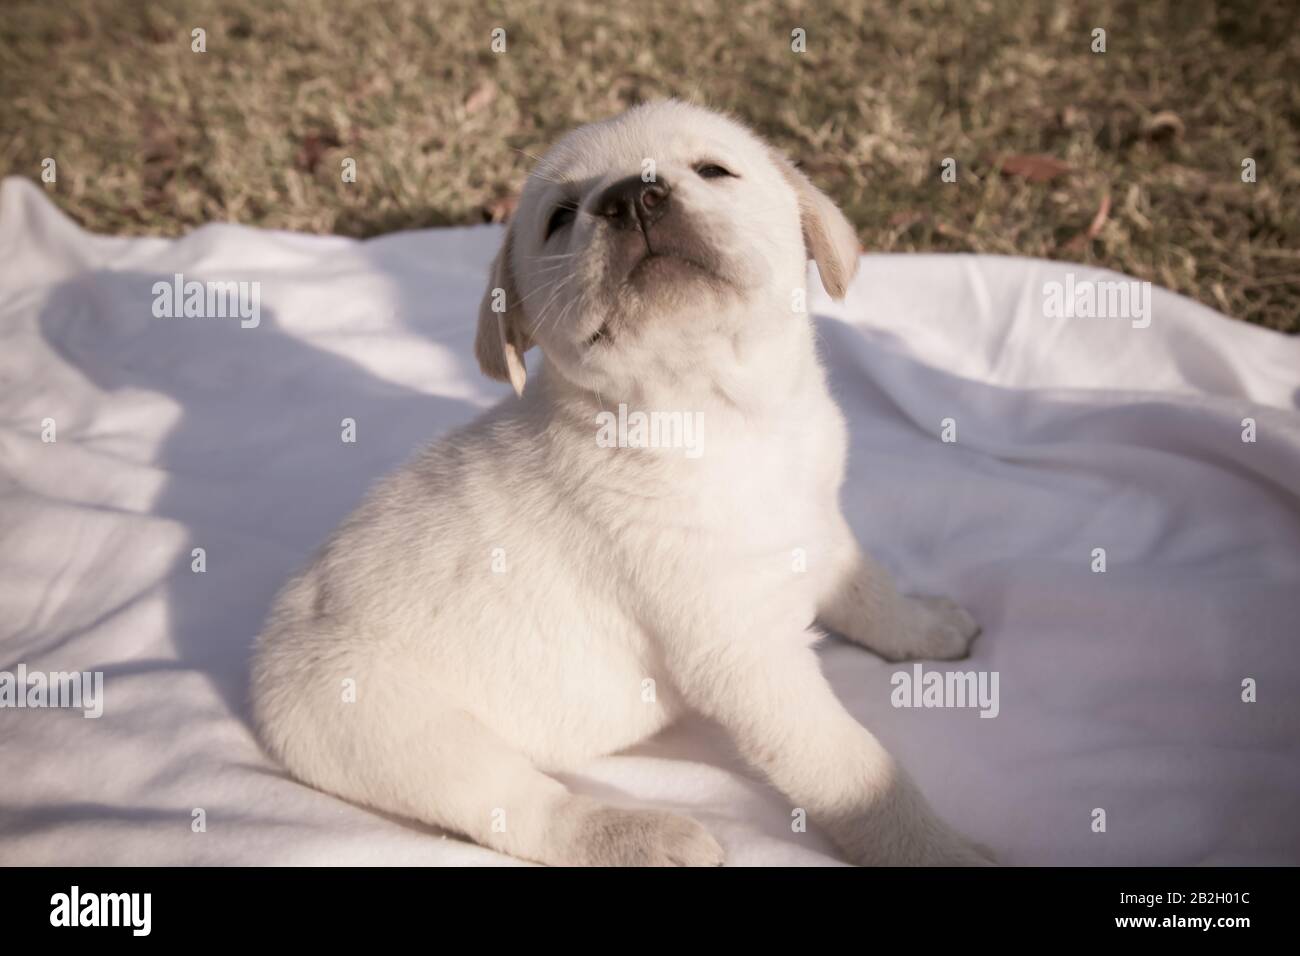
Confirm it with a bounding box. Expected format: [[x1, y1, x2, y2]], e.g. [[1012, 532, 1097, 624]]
[[1085, 192, 1112, 239], [998, 153, 1072, 183], [1059, 105, 1084, 130], [1143, 110, 1185, 141], [1061, 192, 1112, 252], [140, 115, 180, 196], [888, 210, 926, 228], [483, 193, 518, 223], [465, 81, 498, 115], [295, 129, 342, 174]]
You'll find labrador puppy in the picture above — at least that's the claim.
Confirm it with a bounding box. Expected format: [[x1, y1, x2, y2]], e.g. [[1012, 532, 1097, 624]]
[[252, 100, 986, 866]]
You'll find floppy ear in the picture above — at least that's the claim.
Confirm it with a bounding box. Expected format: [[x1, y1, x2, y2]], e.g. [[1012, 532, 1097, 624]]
[[474, 227, 531, 396], [771, 153, 862, 300]]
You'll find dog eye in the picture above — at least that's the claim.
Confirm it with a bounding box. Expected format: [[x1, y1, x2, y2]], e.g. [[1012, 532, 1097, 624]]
[[695, 163, 736, 180], [545, 202, 578, 239]]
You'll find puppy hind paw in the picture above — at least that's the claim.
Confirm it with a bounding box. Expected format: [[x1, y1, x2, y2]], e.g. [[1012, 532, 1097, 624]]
[[570, 807, 725, 867]]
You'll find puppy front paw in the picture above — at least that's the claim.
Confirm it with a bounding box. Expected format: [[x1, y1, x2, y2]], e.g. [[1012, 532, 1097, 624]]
[[899, 595, 981, 660], [928, 834, 997, 867], [847, 821, 996, 867]]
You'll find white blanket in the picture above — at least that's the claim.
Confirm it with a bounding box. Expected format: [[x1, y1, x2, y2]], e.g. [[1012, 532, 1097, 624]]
[[1, 175, 1297, 866]]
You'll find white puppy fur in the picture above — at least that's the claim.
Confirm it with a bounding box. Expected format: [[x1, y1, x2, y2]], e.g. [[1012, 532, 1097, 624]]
[[252, 100, 987, 866]]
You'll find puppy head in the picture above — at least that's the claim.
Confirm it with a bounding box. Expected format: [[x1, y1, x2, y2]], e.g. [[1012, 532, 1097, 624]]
[[475, 100, 859, 397]]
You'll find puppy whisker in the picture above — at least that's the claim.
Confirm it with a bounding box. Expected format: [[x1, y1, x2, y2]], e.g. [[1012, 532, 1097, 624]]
[[511, 272, 574, 309]]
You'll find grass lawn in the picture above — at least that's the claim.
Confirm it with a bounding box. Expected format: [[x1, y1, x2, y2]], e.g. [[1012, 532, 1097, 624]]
[[2, 0, 1297, 331]]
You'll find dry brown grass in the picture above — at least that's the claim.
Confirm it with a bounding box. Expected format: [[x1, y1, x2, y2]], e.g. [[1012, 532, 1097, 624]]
[[2, 0, 1297, 330]]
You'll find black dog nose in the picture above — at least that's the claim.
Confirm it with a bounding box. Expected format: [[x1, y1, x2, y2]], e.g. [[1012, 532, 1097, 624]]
[[593, 175, 670, 231]]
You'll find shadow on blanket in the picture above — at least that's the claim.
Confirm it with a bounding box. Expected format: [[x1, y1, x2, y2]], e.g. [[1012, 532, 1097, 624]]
[[37, 269, 482, 724]]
